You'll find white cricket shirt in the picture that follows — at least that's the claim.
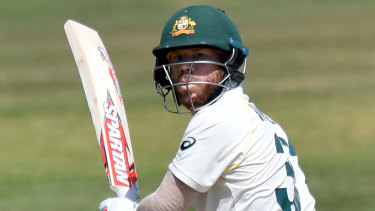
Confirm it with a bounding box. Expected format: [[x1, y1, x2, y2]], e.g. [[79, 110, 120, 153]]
[[169, 85, 316, 211]]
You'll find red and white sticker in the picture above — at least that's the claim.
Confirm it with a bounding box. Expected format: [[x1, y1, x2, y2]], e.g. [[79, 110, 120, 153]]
[[101, 93, 137, 187]]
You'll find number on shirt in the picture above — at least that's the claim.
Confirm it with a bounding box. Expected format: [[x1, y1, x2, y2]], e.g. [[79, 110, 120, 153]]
[[274, 134, 301, 210]]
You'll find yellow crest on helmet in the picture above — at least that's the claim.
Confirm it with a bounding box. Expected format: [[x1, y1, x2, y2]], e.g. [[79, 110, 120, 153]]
[[170, 16, 196, 37]]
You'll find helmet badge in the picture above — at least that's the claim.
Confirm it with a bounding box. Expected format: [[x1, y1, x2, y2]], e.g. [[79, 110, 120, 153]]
[[170, 16, 196, 37]]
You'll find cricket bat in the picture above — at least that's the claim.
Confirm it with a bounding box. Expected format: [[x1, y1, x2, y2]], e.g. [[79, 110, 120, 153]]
[[64, 20, 139, 201]]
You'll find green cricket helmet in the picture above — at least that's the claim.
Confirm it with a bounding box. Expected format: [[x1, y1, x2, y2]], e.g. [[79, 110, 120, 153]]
[[152, 5, 249, 113], [153, 5, 247, 54]]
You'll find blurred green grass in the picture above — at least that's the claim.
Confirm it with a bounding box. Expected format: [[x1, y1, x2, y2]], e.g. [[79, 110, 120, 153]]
[[1, 0, 374, 210]]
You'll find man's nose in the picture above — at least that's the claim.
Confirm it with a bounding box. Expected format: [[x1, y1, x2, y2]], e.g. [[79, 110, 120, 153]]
[[178, 62, 194, 74]]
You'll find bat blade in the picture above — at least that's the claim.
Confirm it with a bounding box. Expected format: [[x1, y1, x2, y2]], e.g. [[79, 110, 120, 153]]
[[64, 20, 139, 200]]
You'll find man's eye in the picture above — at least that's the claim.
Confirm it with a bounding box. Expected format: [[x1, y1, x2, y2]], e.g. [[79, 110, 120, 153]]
[[194, 53, 204, 60], [170, 55, 182, 62]]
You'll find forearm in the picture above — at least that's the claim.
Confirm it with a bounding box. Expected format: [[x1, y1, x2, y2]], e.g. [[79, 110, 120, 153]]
[[137, 170, 197, 211]]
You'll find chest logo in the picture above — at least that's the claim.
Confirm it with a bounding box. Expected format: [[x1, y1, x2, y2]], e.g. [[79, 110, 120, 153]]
[[170, 16, 196, 37], [180, 137, 196, 151]]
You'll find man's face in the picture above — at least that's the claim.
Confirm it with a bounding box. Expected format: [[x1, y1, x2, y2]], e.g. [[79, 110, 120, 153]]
[[166, 48, 226, 111]]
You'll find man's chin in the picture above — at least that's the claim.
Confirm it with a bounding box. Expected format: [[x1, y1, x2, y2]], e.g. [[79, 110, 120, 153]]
[[179, 97, 205, 111], [178, 98, 192, 108]]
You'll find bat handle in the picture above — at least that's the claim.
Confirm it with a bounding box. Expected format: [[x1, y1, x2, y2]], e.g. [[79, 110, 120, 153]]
[[113, 185, 139, 201]]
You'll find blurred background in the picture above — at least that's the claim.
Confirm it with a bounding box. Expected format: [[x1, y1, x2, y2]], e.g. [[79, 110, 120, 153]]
[[1, 0, 374, 210]]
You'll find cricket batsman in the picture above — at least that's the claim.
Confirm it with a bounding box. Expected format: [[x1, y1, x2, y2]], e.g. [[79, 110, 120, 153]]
[[101, 5, 316, 210]]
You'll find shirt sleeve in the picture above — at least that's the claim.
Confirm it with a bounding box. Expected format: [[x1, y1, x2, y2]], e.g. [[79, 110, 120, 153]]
[[169, 105, 251, 193], [137, 170, 197, 211]]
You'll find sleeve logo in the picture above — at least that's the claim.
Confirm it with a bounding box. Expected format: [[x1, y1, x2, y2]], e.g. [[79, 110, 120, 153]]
[[180, 137, 196, 151]]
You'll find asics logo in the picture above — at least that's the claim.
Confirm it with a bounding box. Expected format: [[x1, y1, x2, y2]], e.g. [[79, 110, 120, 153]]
[[180, 137, 196, 151]]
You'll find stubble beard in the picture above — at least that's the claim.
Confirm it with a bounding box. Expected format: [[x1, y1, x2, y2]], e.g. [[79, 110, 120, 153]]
[[174, 71, 223, 111]]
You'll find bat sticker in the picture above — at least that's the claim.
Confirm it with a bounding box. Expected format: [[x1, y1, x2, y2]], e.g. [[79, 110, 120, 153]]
[[103, 92, 136, 187]]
